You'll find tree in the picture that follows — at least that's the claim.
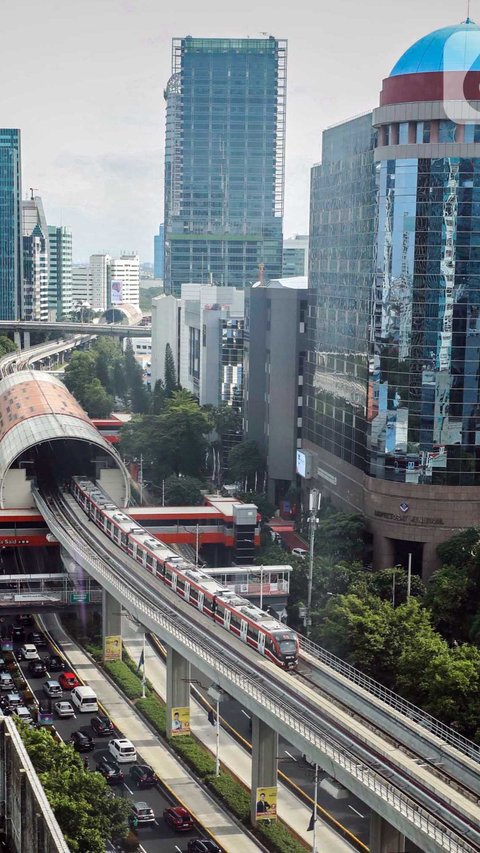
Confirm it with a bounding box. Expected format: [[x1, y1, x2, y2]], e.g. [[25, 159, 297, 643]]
[[313, 509, 365, 562], [63, 351, 96, 407], [228, 440, 265, 489], [0, 335, 16, 357], [163, 474, 204, 506], [164, 343, 178, 397], [311, 593, 391, 675], [83, 379, 114, 418], [17, 722, 130, 852], [152, 379, 166, 414], [93, 338, 123, 395]]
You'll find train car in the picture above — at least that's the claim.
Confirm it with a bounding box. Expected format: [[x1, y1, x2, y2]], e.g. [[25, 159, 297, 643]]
[[70, 477, 298, 669]]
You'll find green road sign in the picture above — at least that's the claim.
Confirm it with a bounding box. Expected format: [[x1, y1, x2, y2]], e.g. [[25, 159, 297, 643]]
[[69, 591, 90, 604]]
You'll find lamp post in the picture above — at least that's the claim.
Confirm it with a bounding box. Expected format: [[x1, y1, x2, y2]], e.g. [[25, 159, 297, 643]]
[[393, 563, 402, 608], [207, 685, 223, 776], [195, 523, 199, 567], [141, 630, 146, 699], [312, 762, 318, 853], [407, 552, 412, 602], [306, 489, 321, 637]]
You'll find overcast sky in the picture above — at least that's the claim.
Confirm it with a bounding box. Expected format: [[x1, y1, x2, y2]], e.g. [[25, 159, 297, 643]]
[[0, 0, 471, 262]]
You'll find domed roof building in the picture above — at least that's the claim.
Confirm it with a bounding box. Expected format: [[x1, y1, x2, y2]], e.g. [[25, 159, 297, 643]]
[[303, 22, 480, 582]]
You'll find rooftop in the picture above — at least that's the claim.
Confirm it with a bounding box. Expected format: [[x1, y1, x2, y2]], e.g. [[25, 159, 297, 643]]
[[390, 19, 480, 76]]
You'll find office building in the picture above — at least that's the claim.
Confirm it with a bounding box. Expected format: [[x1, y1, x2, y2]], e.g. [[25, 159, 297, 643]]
[[0, 130, 22, 320], [164, 37, 287, 295], [282, 235, 309, 277], [303, 19, 480, 577], [244, 277, 308, 502], [109, 253, 140, 307], [48, 226, 73, 320], [90, 254, 110, 312], [72, 264, 92, 309], [154, 224, 165, 279], [22, 195, 49, 322]]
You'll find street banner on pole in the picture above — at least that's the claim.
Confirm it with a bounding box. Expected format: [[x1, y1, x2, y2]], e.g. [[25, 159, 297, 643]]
[[255, 786, 277, 821]]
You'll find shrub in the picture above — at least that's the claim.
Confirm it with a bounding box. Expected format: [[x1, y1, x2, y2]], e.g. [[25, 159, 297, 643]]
[[171, 736, 216, 778], [105, 660, 144, 700], [260, 821, 308, 853], [136, 696, 166, 735]]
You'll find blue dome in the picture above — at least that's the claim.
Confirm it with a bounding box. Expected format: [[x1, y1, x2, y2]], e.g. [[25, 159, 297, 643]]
[[390, 20, 480, 77]]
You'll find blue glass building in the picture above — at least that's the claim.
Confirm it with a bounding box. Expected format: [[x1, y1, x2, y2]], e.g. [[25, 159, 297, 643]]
[[164, 37, 287, 295], [0, 130, 22, 320], [154, 224, 165, 279], [304, 21, 480, 575]]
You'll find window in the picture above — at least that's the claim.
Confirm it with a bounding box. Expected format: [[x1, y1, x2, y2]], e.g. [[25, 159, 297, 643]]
[[439, 120, 456, 143], [398, 122, 409, 145]]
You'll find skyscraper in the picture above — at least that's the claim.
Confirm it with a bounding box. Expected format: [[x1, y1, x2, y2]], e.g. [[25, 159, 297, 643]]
[[154, 224, 164, 279], [109, 253, 140, 307], [0, 130, 22, 320], [164, 37, 286, 295], [303, 20, 480, 576], [90, 254, 110, 312], [22, 195, 49, 322], [282, 235, 309, 277], [48, 226, 73, 320]]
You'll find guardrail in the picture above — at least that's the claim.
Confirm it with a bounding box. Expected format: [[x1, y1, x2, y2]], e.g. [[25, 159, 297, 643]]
[[35, 487, 479, 853], [299, 636, 480, 763]]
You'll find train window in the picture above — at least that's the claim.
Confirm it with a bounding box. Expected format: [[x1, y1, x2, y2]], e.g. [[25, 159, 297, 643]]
[[120, 533, 127, 548], [240, 621, 248, 642], [184, 582, 190, 601], [198, 591, 204, 611], [224, 609, 231, 629]]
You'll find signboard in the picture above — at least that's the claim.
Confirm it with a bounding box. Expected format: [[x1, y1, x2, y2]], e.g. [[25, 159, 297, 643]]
[[1, 638, 13, 652], [171, 706, 190, 737], [296, 450, 313, 479], [69, 591, 90, 604], [37, 709, 54, 726], [104, 635, 122, 662], [255, 786, 277, 822], [111, 279, 123, 305]]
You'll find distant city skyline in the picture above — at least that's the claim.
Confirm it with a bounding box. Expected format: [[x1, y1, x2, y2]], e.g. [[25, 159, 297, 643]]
[[0, 0, 472, 261]]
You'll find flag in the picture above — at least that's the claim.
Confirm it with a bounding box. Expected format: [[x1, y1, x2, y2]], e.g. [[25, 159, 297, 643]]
[[307, 811, 316, 832], [136, 649, 144, 674]]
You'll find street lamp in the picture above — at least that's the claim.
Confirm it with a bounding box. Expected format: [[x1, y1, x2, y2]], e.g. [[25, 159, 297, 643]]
[[306, 489, 321, 638], [393, 563, 402, 608], [207, 685, 224, 776]]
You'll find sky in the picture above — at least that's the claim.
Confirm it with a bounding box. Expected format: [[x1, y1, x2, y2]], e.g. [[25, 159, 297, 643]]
[[0, 0, 472, 262]]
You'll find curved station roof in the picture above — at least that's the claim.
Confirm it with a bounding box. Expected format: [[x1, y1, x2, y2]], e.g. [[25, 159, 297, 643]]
[[99, 303, 143, 326], [0, 371, 129, 507]]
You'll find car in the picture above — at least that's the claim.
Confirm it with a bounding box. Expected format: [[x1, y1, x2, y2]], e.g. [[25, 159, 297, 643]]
[[54, 701, 75, 718], [163, 806, 193, 832], [18, 644, 39, 661], [131, 802, 155, 826], [8, 626, 25, 641], [108, 738, 137, 763], [13, 706, 33, 724], [28, 659, 47, 677], [15, 614, 34, 627], [0, 658, 5, 671], [43, 654, 65, 672], [70, 729, 95, 753], [0, 673, 14, 691], [27, 631, 46, 647], [58, 671, 80, 690], [91, 714, 115, 737], [291, 547, 308, 558], [96, 752, 124, 785], [187, 841, 222, 853], [43, 680, 62, 698], [129, 764, 157, 789]]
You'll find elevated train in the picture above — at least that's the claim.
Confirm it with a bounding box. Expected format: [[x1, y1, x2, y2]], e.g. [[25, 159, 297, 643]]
[[71, 477, 298, 669]]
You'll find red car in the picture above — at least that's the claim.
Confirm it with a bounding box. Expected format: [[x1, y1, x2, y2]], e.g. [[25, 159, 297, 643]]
[[163, 806, 193, 832], [58, 671, 80, 690]]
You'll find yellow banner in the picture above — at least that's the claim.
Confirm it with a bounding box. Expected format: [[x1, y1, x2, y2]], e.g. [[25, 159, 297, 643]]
[[256, 786, 277, 821], [104, 635, 122, 662], [171, 706, 190, 737]]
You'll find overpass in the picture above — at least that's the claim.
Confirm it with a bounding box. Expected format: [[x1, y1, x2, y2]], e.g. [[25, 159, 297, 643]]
[[0, 344, 479, 853], [0, 318, 151, 349]]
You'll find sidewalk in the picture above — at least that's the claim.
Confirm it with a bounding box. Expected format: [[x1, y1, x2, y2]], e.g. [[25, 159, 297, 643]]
[[43, 614, 263, 853], [122, 617, 355, 853]]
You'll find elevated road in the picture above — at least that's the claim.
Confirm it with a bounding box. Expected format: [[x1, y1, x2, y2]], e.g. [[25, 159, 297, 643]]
[[34, 485, 480, 853], [0, 319, 150, 338]]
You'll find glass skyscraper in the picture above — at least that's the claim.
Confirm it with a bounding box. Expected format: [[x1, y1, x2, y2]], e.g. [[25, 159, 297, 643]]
[[164, 37, 286, 296], [303, 20, 480, 576], [0, 129, 22, 320]]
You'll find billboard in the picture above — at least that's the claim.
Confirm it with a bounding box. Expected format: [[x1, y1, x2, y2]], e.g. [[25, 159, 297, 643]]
[[255, 786, 277, 821], [171, 706, 190, 737], [296, 449, 313, 479], [110, 279, 123, 305], [104, 635, 122, 662]]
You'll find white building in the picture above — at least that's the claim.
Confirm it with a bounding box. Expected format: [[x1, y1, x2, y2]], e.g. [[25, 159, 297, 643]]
[[282, 234, 309, 277], [90, 254, 110, 312], [109, 253, 140, 307], [72, 264, 92, 308], [48, 226, 73, 320], [22, 196, 49, 322]]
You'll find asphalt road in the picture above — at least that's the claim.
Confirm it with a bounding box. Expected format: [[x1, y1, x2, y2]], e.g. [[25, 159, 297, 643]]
[[2, 617, 212, 853]]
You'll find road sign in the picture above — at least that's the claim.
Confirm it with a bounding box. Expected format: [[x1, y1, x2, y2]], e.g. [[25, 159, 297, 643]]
[[69, 591, 90, 604]]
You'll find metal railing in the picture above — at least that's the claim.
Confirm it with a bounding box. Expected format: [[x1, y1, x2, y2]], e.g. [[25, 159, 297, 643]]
[[299, 636, 480, 762], [35, 488, 479, 853]]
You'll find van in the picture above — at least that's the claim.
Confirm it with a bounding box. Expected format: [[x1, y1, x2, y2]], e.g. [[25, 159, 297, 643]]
[[71, 686, 98, 713]]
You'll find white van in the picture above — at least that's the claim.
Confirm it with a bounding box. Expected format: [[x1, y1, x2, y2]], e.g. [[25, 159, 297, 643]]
[[71, 686, 98, 713]]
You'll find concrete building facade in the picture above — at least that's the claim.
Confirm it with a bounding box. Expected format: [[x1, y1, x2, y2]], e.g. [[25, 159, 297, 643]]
[[109, 253, 140, 308], [244, 277, 308, 503]]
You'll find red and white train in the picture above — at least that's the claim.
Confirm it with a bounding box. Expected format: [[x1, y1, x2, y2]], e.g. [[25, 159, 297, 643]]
[[71, 477, 299, 669]]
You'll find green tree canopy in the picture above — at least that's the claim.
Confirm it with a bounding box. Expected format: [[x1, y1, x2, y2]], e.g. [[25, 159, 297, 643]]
[[228, 440, 265, 488], [83, 379, 114, 418], [0, 335, 16, 357], [163, 474, 204, 506], [164, 342, 178, 397], [63, 351, 96, 407]]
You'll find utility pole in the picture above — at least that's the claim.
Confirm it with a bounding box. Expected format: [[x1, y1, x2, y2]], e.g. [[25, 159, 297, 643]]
[[407, 552, 412, 601], [306, 489, 320, 637], [195, 524, 199, 567]]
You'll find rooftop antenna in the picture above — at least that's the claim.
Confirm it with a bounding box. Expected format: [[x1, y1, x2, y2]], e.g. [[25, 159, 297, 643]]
[[466, 0, 471, 21], [29, 187, 39, 200]]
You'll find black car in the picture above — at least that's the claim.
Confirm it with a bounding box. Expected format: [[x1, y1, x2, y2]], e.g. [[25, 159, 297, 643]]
[[15, 614, 34, 627], [28, 659, 47, 677], [187, 841, 222, 853], [129, 763, 157, 789], [90, 714, 114, 736], [8, 626, 25, 641], [43, 654, 65, 672], [28, 631, 46, 647], [70, 729, 95, 753], [96, 752, 124, 785]]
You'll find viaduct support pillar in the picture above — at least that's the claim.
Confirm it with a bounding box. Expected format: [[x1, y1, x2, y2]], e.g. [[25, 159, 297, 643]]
[[14, 330, 22, 349], [102, 590, 122, 662], [166, 646, 190, 738], [369, 812, 406, 853], [23, 331, 30, 350], [250, 715, 278, 826]]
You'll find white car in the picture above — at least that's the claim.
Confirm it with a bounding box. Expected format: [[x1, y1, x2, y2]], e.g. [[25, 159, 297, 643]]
[[18, 644, 39, 660], [13, 706, 33, 724], [108, 738, 137, 763], [291, 548, 308, 559], [54, 701, 75, 718]]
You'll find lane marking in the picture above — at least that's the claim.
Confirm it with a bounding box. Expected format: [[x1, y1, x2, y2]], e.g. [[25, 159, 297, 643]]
[[284, 750, 297, 762], [241, 709, 251, 720], [348, 805, 366, 820], [124, 783, 134, 795]]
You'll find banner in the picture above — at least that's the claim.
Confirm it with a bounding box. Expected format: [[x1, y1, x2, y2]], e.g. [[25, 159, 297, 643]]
[[111, 279, 123, 305], [255, 786, 277, 821], [171, 706, 190, 737], [104, 635, 122, 662]]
